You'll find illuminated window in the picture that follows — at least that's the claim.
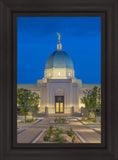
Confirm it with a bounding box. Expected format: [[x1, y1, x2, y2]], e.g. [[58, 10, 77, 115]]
[[58, 72, 60, 76], [69, 72, 71, 76]]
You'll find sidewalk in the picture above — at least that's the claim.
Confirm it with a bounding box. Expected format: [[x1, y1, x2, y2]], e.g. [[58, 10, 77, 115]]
[[17, 118, 43, 129], [78, 117, 101, 134], [70, 120, 101, 143], [17, 116, 101, 143]]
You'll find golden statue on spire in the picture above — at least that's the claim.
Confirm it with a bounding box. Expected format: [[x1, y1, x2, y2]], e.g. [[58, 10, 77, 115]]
[[57, 32, 61, 43]]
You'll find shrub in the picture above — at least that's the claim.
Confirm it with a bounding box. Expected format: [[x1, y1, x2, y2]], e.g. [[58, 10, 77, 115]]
[[19, 118, 38, 123], [66, 128, 73, 137], [57, 128, 63, 134], [47, 126, 53, 136], [92, 119, 96, 122], [54, 117, 57, 122], [85, 120, 91, 123], [54, 117, 66, 123], [58, 117, 62, 123], [53, 132, 60, 141], [58, 136, 65, 143], [26, 119, 33, 122], [72, 136, 75, 143], [87, 117, 91, 120], [61, 118, 66, 123], [19, 120, 24, 123], [81, 117, 85, 120], [49, 126, 53, 130], [53, 131, 65, 143], [43, 135, 50, 141]]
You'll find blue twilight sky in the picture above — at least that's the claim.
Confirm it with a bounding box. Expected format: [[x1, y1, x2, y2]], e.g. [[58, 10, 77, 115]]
[[17, 17, 101, 84]]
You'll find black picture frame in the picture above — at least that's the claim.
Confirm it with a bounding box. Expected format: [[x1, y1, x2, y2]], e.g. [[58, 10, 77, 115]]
[[0, 0, 118, 160]]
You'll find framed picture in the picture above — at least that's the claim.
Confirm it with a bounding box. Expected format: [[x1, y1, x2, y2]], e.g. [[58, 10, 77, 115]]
[[17, 16, 102, 144], [0, 0, 118, 160]]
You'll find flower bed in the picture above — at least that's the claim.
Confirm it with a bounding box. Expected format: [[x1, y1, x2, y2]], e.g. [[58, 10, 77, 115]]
[[54, 117, 67, 123], [18, 118, 38, 123], [38, 126, 81, 143]]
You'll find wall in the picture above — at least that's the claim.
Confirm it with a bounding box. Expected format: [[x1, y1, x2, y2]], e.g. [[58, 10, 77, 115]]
[[40, 79, 80, 115]]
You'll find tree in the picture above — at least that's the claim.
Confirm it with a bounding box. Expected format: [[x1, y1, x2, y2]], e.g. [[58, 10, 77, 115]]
[[17, 88, 31, 123], [80, 89, 92, 112], [97, 87, 101, 108], [90, 86, 101, 119], [17, 106, 22, 115], [81, 86, 101, 120], [96, 87, 101, 115], [28, 92, 40, 119]]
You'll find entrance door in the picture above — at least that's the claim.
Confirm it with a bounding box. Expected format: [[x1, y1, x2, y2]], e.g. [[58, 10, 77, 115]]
[[55, 96, 64, 113]]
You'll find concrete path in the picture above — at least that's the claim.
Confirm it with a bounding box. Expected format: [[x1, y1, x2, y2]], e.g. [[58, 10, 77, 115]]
[[17, 128, 42, 143], [17, 116, 101, 143]]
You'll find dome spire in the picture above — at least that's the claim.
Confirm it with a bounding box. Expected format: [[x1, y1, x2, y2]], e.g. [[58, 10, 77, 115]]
[[57, 32, 62, 50], [57, 32, 61, 43]]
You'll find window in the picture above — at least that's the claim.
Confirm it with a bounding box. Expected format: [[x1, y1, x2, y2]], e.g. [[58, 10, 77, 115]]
[[69, 72, 71, 76], [58, 72, 60, 76]]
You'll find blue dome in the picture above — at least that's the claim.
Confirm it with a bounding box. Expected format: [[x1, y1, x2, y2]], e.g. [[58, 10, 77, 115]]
[[45, 50, 74, 69]]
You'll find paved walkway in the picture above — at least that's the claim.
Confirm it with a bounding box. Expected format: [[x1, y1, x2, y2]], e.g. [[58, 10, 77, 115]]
[[17, 128, 42, 143], [17, 116, 101, 143]]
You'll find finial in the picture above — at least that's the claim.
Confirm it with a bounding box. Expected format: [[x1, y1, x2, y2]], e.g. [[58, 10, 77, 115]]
[[57, 32, 61, 43]]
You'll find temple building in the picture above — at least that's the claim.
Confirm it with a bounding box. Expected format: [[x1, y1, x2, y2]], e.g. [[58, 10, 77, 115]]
[[18, 33, 100, 115]]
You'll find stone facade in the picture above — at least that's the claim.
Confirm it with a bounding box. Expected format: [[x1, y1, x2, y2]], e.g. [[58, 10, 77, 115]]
[[39, 78, 80, 114], [18, 80, 100, 115]]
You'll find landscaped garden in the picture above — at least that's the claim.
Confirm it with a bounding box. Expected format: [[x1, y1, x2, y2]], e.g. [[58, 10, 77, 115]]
[[54, 117, 67, 123], [38, 126, 81, 143], [81, 116, 101, 123], [18, 118, 38, 123], [81, 117, 97, 123]]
